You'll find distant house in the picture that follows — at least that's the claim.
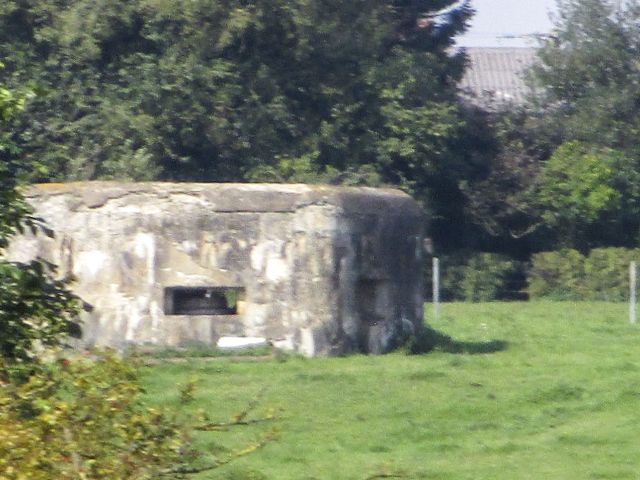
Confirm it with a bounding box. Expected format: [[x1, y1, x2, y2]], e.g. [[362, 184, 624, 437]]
[[457, 47, 539, 109]]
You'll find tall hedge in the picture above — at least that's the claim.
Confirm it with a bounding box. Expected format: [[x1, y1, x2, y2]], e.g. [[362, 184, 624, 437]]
[[427, 252, 526, 302], [529, 248, 640, 301], [430, 248, 640, 303]]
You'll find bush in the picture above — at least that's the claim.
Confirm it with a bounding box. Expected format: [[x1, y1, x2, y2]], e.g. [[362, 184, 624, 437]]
[[0, 350, 194, 480], [427, 252, 526, 302], [461, 253, 522, 302], [1, 186, 81, 366], [433, 247, 640, 302], [529, 248, 640, 301], [528, 249, 587, 300], [584, 248, 640, 301], [0, 259, 80, 364]]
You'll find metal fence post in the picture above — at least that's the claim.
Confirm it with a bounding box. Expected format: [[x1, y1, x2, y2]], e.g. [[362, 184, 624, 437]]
[[433, 257, 440, 318], [631, 261, 637, 325]]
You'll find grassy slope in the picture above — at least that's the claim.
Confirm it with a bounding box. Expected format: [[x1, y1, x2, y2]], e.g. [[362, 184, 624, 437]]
[[143, 302, 640, 480]]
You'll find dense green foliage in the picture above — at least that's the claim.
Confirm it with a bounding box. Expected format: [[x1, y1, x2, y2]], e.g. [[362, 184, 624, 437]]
[[426, 252, 525, 302], [459, 252, 519, 302], [0, 0, 472, 206], [527, 0, 640, 251], [0, 259, 80, 364], [537, 142, 640, 250], [0, 81, 80, 367], [532, 0, 640, 156], [0, 351, 192, 479], [529, 247, 640, 301], [460, 0, 640, 255], [459, 109, 549, 253], [431, 247, 640, 302]]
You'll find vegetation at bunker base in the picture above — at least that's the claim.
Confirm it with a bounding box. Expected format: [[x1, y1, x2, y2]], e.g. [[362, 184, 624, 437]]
[[142, 302, 640, 480]]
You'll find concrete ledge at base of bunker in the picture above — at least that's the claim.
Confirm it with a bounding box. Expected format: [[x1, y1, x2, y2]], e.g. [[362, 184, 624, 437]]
[[217, 337, 268, 349]]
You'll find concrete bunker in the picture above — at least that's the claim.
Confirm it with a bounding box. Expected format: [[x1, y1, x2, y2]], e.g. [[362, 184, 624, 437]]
[[6, 182, 425, 357]]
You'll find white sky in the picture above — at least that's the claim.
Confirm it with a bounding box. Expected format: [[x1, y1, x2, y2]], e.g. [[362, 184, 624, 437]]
[[456, 0, 558, 47]]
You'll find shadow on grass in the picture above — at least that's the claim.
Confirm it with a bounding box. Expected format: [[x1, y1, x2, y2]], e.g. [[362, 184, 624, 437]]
[[404, 326, 508, 355]]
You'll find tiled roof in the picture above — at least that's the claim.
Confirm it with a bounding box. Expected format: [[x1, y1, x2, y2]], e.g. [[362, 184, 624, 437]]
[[458, 47, 539, 107]]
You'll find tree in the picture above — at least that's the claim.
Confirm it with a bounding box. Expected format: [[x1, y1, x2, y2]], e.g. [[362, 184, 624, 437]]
[[0, 78, 80, 367], [537, 141, 640, 250], [454, 101, 562, 256], [0, 0, 474, 209], [522, 0, 640, 250], [460, 142, 543, 249], [531, 0, 640, 157]]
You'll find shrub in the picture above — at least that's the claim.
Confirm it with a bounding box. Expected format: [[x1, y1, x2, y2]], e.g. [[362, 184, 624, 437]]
[[1, 187, 80, 365], [529, 248, 640, 301], [0, 350, 194, 480], [0, 82, 80, 368], [528, 249, 587, 300], [461, 253, 522, 302], [427, 252, 525, 302], [584, 248, 640, 301], [0, 259, 80, 364], [439, 254, 467, 302]]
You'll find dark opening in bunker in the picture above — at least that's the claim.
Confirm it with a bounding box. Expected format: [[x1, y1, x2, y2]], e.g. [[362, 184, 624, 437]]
[[356, 279, 390, 352], [164, 287, 245, 315]]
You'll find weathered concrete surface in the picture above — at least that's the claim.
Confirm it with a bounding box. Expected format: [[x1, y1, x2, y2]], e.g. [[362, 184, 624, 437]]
[[6, 182, 425, 356]]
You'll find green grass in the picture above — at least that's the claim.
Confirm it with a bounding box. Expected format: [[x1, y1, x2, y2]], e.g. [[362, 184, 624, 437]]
[[142, 302, 640, 480]]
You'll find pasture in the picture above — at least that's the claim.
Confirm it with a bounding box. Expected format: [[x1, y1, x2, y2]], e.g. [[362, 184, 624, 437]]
[[142, 302, 640, 479]]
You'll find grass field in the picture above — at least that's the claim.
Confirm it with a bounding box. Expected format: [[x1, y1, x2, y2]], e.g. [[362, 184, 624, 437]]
[[142, 302, 640, 480]]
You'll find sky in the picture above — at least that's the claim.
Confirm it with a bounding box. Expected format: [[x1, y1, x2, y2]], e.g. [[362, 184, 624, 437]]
[[456, 0, 558, 47]]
